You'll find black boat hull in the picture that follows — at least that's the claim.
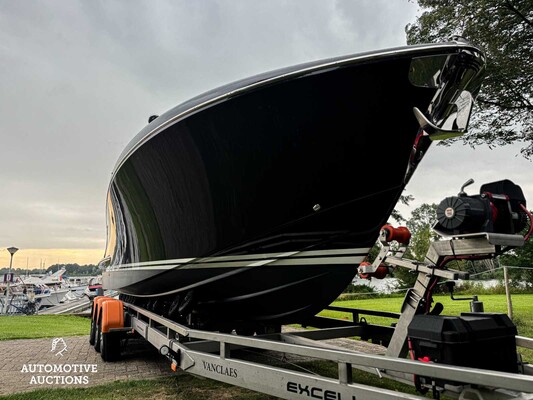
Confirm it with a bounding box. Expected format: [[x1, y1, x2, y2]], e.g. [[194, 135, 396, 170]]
[[101, 41, 486, 330], [107, 249, 368, 329]]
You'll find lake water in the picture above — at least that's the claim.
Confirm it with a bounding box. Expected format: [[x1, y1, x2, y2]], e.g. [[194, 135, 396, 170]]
[[352, 277, 503, 294]]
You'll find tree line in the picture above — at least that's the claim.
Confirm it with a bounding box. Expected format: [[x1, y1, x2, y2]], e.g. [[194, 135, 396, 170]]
[[0, 263, 99, 277]]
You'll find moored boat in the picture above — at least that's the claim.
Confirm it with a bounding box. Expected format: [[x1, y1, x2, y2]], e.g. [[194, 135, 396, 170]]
[[100, 39, 486, 332]]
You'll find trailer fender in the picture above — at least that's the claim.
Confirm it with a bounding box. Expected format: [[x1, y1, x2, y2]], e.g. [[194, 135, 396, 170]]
[[89, 296, 110, 346], [92, 296, 110, 323], [100, 299, 124, 333], [97, 298, 124, 362]]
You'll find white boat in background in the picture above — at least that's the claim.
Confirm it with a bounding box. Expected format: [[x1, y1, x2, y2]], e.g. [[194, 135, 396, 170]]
[[1, 270, 103, 312], [64, 276, 92, 297], [0, 281, 50, 315], [17, 269, 88, 308], [84, 276, 103, 299], [38, 287, 72, 308]]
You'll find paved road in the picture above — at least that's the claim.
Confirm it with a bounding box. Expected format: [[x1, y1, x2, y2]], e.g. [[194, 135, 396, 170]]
[[0, 329, 386, 396], [0, 335, 174, 396]]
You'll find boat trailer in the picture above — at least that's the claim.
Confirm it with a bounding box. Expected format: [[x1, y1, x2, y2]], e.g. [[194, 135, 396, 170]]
[[89, 176, 533, 400], [88, 223, 533, 400]]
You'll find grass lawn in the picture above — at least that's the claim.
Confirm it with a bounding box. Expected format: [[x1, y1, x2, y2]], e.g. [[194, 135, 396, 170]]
[[0, 375, 278, 400], [321, 293, 533, 363], [321, 293, 533, 336], [0, 315, 90, 340]]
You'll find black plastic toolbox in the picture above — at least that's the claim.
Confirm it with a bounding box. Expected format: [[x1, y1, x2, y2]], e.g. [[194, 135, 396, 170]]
[[408, 313, 518, 374]]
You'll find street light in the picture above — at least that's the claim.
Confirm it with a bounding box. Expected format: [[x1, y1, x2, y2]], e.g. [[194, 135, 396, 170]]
[[3, 247, 19, 314]]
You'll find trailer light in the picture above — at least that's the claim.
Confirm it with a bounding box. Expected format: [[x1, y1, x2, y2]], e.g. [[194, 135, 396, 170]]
[[171, 360, 178, 372]]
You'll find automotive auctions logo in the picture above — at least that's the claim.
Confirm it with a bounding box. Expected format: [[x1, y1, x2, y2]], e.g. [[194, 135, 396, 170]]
[[20, 338, 98, 385], [51, 337, 68, 357]]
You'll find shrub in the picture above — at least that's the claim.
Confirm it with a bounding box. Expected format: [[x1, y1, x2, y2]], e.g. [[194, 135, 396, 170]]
[[343, 284, 375, 294]]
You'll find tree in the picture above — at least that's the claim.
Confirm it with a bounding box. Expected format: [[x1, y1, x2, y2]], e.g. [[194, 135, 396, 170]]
[[499, 221, 533, 287], [390, 194, 414, 224], [406, 0, 533, 159], [393, 203, 439, 288], [405, 203, 439, 261], [45, 263, 99, 276]]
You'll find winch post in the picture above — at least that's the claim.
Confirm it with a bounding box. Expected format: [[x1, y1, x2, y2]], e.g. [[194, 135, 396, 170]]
[[371, 228, 516, 359], [385, 272, 435, 358], [383, 262, 467, 359]]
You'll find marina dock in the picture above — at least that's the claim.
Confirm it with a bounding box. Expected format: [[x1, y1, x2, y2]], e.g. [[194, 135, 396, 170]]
[[38, 296, 92, 315]]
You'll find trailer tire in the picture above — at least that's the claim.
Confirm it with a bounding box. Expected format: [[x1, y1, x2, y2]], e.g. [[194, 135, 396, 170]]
[[89, 319, 97, 345], [101, 332, 121, 362], [94, 323, 102, 353]]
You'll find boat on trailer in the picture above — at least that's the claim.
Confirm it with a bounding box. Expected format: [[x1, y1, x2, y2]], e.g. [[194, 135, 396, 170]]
[[91, 183, 533, 399], [100, 38, 486, 333]]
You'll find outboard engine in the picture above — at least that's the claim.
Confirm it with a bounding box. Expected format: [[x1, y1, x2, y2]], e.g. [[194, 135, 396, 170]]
[[434, 178, 528, 236]]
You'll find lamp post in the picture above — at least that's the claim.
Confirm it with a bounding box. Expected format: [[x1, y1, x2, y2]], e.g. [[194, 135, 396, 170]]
[[3, 247, 18, 314]]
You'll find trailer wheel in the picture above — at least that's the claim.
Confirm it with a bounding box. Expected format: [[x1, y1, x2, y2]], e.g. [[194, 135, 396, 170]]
[[101, 332, 121, 362], [89, 319, 97, 345], [94, 323, 102, 353]]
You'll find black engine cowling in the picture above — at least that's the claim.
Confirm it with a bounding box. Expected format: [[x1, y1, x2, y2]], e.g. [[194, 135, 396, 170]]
[[434, 179, 527, 235]]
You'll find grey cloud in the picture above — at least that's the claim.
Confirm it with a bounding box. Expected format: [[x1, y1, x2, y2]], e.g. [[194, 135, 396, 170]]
[[4, 0, 529, 250]]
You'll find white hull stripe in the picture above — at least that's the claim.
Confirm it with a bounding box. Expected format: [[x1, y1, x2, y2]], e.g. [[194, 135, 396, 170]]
[[107, 254, 368, 272], [109, 247, 370, 268]]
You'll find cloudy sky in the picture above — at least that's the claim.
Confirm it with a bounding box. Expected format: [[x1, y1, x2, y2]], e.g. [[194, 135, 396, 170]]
[[1, 1, 531, 268]]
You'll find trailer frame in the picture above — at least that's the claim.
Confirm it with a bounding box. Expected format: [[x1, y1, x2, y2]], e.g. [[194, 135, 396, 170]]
[[90, 230, 533, 400]]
